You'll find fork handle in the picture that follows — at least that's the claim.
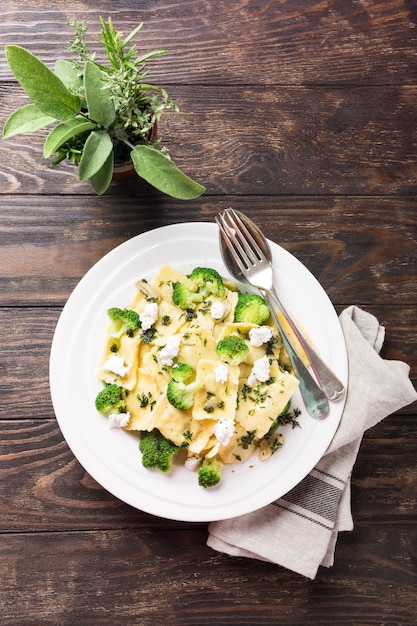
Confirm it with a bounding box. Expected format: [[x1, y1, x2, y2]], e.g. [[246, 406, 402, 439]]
[[269, 288, 345, 402], [260, 290, 329, 420]]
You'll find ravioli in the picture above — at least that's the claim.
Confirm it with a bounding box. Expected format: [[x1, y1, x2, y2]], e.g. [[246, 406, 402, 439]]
[[192, 359, 240, 422], [236, 361, 299, 438], [96, 264, 301, 480]]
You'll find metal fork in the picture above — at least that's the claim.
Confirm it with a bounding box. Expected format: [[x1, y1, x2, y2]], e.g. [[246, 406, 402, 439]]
[[219, 209, 345, 402], [216, 209, 343, 418]]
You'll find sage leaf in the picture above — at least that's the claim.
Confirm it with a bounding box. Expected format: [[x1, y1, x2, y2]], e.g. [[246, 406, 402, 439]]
[[131, 145, 205, 199], [3, 104, 57, 138], [78, 130, 113, 180], [43, 118, 97, 158], [54, 59, 83, 94], [5, 45, 81, 120], [89, 152, 114, 195], [84, 61, 116, 126]]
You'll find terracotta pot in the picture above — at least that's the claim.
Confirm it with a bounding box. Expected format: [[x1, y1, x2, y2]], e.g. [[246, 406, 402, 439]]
[[112, 160, 136, 181], [112, 121, 158, 182]]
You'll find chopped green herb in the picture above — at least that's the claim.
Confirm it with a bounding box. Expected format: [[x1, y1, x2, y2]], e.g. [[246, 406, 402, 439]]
[[185, 309, 197, 321], [137, 392, 149, 408], [238, 429, 257, 449], [183, 428, 193, 440], [137, 391, 156, 410], [141, 327, 157, 344]]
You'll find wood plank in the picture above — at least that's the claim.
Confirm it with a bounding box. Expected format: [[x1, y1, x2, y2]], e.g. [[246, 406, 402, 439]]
[[1, 413, 416, 531], [2, 305, 415, 423], [0, 309, 56, 418], [0, 525, 416, 625], [0, 196, 415, 306], [0, 0, 416, 85], [1, 305, 416, 529], [1, 85, 416, 195], [352, 413, 417, 521], [1, 3, 416, 623]]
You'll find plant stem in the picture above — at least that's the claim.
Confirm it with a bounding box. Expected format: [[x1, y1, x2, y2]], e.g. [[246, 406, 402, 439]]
[[77, 110, 136, 151]]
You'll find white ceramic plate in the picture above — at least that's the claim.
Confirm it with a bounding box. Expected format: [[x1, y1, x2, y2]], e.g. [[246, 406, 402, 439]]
[[50, 222, 348, 522]]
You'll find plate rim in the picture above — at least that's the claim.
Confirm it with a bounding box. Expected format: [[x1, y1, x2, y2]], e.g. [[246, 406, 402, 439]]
[[49, 221, 348, 522]]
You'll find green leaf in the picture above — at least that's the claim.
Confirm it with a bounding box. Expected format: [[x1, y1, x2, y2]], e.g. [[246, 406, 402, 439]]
[[121, 22, 143, 47], [5, 45, 81, 120], [3, 104, 57, 138], [89, 152, 114, 195], [133, 50, 168, 65], [131, 145, 205, 199], [78, 130, 113, 180], [43, 118, 97, 158], [84, 61, 116, 126], [54, 59, 83, 93]]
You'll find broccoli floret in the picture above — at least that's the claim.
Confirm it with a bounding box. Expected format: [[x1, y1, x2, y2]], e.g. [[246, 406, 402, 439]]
[[188, 267, 225, 298], [233, 293, 270, 325], [95, 383, 127, 415], [215, 335, 249, 365], [172, 267, 225, 310], [172, 281, 203, 310], [139, 428, 179, 473], [107, 307, 141, 338], [167, 378, 204, 410], [171, 362, 194, 383], [198, 456, 223, 488]]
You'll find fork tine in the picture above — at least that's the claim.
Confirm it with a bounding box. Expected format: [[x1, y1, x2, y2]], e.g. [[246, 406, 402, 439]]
[[216, 213, 249, 273], [218, 209, 259, 271], [221, 210, 258, 267], [224, 208, 265, 263]]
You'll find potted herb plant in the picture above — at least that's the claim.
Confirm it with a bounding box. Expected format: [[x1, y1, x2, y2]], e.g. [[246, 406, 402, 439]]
[[2, 18, 205, 199]]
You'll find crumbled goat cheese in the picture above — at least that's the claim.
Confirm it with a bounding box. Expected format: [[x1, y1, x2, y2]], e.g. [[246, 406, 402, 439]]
[[103, 353, 131, 377], [184, 456, 201, 471], [108, 412, 130, 429], [211, 300, 226, 320], [139, 302, 159, 331], [160, 335, 181, 366], [248, 355, 271, 386], [249, 325, 273, 347], [214, 418, 235, 446], [214, 363, 229, 384]]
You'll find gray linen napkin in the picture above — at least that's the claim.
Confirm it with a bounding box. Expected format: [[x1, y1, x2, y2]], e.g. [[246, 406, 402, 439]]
[[207, 306, 417, 579]]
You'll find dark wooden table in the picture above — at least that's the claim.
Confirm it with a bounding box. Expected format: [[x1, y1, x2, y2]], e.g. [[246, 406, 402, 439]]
[[1, 2, 416, 624]]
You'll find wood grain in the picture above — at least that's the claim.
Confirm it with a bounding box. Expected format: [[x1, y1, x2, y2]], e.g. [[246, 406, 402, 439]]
[[1, 307, 417, 409], [0, 0, 416, 85], [0, 1, 416, 623], [1, 413, 416, 532], [1, 525, 416, 625], [0, 197, 415, 306], [1, 85, 417, 195]]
